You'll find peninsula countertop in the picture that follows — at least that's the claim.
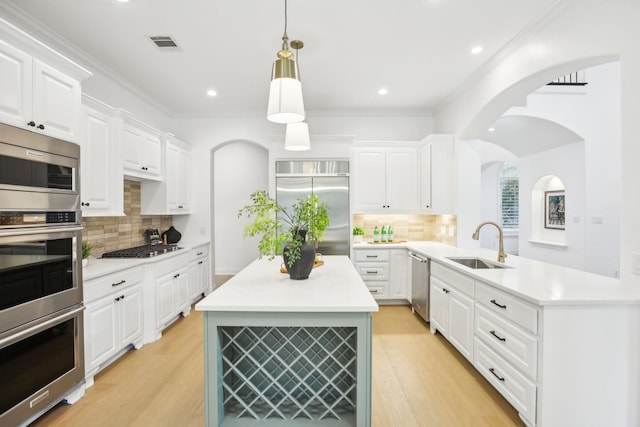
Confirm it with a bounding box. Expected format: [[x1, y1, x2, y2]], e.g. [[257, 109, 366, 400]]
[[195, 255, 379, 312], [355, 241, 640, 306]]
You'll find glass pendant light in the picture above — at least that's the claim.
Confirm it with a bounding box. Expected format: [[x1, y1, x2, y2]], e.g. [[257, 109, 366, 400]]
[[284, 120, 311, 151], [267, 0, 305, 124]]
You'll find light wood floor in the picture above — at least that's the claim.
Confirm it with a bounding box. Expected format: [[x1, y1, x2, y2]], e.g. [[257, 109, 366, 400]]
[[33, 304, 523, 427]]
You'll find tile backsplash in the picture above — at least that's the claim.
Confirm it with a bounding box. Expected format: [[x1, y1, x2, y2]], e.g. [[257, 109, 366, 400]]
[[352, 214, 457, 246], [82, 180, 173, 257]]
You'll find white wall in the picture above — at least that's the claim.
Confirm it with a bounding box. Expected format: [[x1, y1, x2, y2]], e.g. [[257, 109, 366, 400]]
[[213, 141, 268, 275], [519, 143, 586, 270]]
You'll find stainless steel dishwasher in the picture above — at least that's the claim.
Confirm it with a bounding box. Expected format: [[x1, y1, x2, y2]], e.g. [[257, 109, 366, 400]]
[[410, 252, 430, 322]]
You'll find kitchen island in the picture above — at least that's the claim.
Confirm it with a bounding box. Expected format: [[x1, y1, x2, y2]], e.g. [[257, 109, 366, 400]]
[[195, 255, 378, 427]]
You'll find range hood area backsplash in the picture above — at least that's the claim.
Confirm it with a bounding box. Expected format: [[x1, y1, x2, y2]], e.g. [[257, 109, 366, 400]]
[[352, 214, 457, 245], [82, 180, 173, 258]]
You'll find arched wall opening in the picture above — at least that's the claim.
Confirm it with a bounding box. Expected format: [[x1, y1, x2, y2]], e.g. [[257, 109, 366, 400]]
[[211, 140, 269, 278]]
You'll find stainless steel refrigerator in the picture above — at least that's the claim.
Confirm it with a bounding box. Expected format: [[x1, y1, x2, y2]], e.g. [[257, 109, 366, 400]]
[[276, 160, 350, 256]]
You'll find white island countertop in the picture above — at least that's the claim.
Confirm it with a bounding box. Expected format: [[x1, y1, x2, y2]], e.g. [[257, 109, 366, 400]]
[[355, 241, 640, 306], [196, 255, 379, 312]]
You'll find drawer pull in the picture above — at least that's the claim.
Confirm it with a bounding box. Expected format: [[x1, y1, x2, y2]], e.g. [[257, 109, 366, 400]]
[[366, 255, 378, 258], [115, 295, 124, 301], [489, 368, 505, 382], [112, 280, 126, 287], [174, 273, 180, 278], [198, 261, 203, 265], [442, 288, 450, 294], [490, 330, 506, 342], [490, 299, 507, 309], [369, 289, 379, 293], [197, 252, 204, 256], [366, 270, 378, 274]]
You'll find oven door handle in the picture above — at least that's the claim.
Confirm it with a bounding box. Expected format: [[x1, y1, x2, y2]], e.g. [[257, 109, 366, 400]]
[[0, 225, 84, 237], [0, 305, 84, 349]]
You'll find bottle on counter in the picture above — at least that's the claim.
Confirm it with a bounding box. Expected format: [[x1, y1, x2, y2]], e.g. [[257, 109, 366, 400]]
[[388, 225, 393, 242], [381, 225, 387, 242], [373, 226, 380, 243]]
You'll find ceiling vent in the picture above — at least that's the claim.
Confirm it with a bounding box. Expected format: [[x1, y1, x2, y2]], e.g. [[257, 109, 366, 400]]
[[149, 36, 179, 49]]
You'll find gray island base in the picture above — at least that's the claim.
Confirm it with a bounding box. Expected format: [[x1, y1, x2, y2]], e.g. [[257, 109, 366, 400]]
[[196, 256, 379, 427]]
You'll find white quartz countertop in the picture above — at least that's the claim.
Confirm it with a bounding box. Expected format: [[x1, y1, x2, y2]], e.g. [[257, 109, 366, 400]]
[[355, 241, 640, 306], [82, 240, 209, 281], [196, 255, 379, 313]]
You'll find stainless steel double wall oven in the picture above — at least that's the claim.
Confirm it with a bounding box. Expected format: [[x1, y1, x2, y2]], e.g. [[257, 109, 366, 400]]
[[0, 122, 84, 426]]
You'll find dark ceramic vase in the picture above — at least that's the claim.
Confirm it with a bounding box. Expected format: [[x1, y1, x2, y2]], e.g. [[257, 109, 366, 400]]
[[282, 230, 315, 280], [162, 226, 182, 244]]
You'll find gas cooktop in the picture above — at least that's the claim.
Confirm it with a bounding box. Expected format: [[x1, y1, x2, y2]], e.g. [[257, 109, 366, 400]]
[[101, 244, 181, 258]]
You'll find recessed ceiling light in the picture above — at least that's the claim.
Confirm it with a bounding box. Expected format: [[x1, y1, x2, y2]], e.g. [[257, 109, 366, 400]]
[[471, 46, 483, 55], [488, 127, 495, 132], [115, 0, 130, 3], [206, 89, 217, 97], [378, 88, 388, 95]]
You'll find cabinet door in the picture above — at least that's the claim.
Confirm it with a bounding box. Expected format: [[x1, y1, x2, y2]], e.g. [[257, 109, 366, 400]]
[[198, 256, 211, 295], [157, 275, 176, 327], [123, 124, 143, 172], [385, 147, 420, 211], [353, 148, 386, 211], [166, 142, 190, 211], [84, 297, 118, 372], [389, 249, 408, 299], [175, 269, 190, 314], [81, 105, 114, 214], [420, 144, 432, 211], [448, 290, 474, 361], [32, 59, 81, 141], [430, 277, 449, 335], [0, 41, 32, 127], [141, 131, 162, 177], [119, 285, 143, 347]]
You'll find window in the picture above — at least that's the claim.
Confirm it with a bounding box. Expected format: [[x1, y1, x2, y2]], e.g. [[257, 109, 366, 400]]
[[500, 163, 519, 231]]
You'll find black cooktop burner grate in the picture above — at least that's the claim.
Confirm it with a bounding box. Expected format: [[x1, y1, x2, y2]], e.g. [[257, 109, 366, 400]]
[[101, 244, 180, 258]]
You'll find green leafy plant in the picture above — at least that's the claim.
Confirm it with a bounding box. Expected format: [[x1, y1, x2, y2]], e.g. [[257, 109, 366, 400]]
[[82, 241, 93, 259], [353, 226, 365, 236], [238, 190, 330, 268]]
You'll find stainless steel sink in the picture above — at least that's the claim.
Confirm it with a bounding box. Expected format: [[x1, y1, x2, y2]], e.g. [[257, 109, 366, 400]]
[[446, 257, 510, 269]]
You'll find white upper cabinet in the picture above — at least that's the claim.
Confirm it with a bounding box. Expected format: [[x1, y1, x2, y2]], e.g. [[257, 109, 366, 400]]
[[140, 134, 192, 215], [353, 144, 420, 213], [165, 137, 190, 212], [423, 135, 455, 214], [123, 117, 162, 180], [0, 40, 84, 142], [420, 144, 432, 211], [80, 96, 123, 216]]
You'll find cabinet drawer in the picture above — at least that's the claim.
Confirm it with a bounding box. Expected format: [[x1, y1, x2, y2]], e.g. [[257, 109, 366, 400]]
[[475, 304, 538, 379], [190, 245, 209, 261], [355, 263, 388, 280], [354, 249, 389, 262], [431, 262, 474, 297], [475, 281, 538, 334], [363, 281, 388, 299], [84, 266, 143, 303], [474, 338, 536, 425]]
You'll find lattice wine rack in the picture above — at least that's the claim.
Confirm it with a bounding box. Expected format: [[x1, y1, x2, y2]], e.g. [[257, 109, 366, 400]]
[[219, 326, 357, 424]]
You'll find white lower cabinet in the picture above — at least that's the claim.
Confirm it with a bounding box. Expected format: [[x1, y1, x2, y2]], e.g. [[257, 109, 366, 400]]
[[429, 261, 539, 426], [429, 269, 474, 362], [353, 247, 409, 301], [188, 243, 211, 302], [84, 266, 143, 387], [144, 252, 191, 343]]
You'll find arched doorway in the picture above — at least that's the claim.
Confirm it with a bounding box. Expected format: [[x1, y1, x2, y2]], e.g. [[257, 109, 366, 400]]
[[211, 140, 268, 284]]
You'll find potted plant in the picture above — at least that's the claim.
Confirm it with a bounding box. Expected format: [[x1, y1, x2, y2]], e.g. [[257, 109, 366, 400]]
[[238, 190, 330, 280], [352, 226, 365, 244], [82, 241, 92, 267]]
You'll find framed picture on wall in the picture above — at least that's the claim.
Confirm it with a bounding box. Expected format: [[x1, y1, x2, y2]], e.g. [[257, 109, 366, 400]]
[[545, 190, 565, 229]]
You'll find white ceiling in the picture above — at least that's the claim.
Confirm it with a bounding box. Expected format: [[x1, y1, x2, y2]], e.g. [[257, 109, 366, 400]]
[[1, 0, 559, 119]]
